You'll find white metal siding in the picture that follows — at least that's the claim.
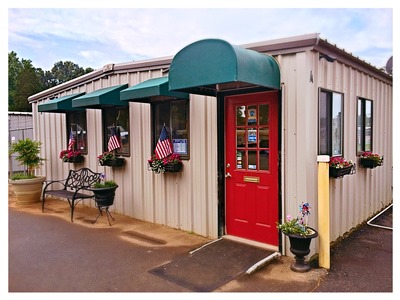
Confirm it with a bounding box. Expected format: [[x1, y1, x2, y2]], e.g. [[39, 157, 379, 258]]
[[33, 70, 218, 239], [277, 50, 392, 255]]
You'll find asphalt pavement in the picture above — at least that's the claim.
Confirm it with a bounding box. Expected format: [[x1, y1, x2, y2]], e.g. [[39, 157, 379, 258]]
[[7, 185, 393, 294]]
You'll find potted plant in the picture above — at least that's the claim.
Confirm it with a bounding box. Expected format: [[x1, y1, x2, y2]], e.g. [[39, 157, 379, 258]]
[[359, 151, 383, 169], [148, 153, 183, 174], [329, 156, 355, 178], [97, 151, 125, 167], [277, 202, 318, 272], [89, 174, 118, 225], [9, 138, 46, 204], [59, 149, 84, 163]]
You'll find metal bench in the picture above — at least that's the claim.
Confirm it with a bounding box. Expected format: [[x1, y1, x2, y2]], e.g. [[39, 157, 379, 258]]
[[42, 168, 102, 222]]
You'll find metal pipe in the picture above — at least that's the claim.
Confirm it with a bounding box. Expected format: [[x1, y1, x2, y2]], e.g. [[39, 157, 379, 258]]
[[246, 252, 281, 274], [367, 203, 393, 230]]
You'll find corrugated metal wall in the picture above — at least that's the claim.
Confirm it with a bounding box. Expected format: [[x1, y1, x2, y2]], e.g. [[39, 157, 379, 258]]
[[8, 112, 33, 174], [32, 47, 392, 251], [33, 69, 219, 239], [277, 50, 392, 254]]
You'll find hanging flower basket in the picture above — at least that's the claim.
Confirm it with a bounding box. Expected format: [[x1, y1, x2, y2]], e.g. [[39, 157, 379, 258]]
[[359, 152, 383, 169], [329, 165, 353, 178], [59, 149, 84, 163], [329, 157, 355, 178], [148, 154, 183, 174], [98, 152, 125, 167], [164, 161, 183, 173], [100, 157, 125, 167]]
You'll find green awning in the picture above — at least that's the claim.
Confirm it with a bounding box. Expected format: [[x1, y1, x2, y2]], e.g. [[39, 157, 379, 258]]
[[38, 93, 86, 113], [72, 84, 129, 108], [120, 76, 189, 103], [169, 39, 281, 96]]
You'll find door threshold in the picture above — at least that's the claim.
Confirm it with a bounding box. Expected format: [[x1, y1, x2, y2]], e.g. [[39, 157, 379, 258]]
[[222, 235, 279, 252]]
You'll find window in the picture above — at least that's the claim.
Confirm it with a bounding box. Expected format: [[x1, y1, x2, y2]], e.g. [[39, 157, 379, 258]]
[[319, 89, 343, 156], [103, 107, 130, 156], [357, 98, 373, 153], [66, 111, 87, 154], [153, 100, 189, 159]]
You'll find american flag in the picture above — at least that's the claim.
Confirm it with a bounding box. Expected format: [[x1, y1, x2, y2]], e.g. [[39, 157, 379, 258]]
[[155, 125, 173, 159], [67, 130, 75, 150], [108, 127, 121, 152]]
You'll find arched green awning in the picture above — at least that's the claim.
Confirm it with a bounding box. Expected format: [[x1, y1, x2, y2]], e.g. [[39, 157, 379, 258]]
[[38, 93, 85, 113], [120, 76, 188, 103], [169, 39, 280, 96], [72, 84, 129, 108]]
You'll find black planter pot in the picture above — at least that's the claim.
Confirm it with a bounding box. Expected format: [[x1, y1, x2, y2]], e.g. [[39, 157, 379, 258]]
[[286, 227, 318, 272], [92, 186, 118, 207], [329, 165, 353, 178], [360, 157, 383, 169], [164, 162, 183, 173], [100, 157, 125, 167]]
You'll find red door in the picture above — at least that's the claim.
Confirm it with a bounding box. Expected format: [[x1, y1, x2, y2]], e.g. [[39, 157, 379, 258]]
[[225, 91, 279, 246]]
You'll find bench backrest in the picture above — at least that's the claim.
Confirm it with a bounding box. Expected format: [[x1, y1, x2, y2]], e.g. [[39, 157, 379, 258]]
[[65, 168, 102, 190]]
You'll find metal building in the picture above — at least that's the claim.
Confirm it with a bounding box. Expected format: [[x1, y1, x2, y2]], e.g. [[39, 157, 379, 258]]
[[28, 33, 393, 257]]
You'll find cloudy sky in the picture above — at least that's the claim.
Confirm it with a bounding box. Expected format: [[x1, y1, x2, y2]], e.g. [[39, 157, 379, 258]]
[[6, 4, 394, 72]]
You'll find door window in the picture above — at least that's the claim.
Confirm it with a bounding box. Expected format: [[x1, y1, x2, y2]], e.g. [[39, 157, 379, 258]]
[[235, 104, 270, 171]]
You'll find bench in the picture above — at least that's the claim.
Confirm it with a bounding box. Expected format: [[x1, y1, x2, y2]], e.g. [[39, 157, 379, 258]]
[[42, 167, 102, 222]]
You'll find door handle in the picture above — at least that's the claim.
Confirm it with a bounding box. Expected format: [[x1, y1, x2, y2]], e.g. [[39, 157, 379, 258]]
[[225, 172, 232, 178]]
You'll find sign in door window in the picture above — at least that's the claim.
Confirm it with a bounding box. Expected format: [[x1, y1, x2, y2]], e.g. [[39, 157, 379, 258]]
[[235, 104, 270, 171]]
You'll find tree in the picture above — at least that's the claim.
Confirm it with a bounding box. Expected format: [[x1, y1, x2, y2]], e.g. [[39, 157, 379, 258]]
[[8, 51, 94, 111], [50, 61, 93, 85], [12, 59, 43, 112], [8, 51, 23, 110]]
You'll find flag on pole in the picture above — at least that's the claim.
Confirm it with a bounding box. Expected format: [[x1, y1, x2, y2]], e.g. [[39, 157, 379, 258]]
[[108, 127, 121, 152], [155, 125, 173, 159], [67, 130, 75, 150]]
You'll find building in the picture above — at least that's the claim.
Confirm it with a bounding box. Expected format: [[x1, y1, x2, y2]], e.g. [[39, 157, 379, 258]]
[[8, 112, 33, 175], [29, 33, 393, 257]]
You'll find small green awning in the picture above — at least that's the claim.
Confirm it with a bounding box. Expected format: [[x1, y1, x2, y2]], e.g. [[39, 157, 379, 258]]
[[169, 39, 280, 96], [72, 84, 129, 108], [120, 76, 189, 103], [38, 93, 86, 113]]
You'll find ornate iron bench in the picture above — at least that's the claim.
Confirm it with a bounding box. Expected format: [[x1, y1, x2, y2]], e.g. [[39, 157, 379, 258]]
[[42, 168, 102, 222]]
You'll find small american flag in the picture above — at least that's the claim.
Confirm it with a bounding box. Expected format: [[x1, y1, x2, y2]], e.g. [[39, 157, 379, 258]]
[[108, 127, 121, 152], [67, 130, 75, 150], [155, 125, 173, 159]]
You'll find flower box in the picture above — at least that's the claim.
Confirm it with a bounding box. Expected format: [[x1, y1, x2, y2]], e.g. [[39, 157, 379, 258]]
[[63, 156, 84, 163], [329, 165, 353, 178], [164, 162, 183, 173], [148, 154, 183, 174], [359, 152, 383, 169], [100, 157, 125, 167]]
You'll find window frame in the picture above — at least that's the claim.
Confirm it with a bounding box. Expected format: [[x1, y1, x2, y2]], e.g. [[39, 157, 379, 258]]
[[318, 88, 344, 157], [357, 97, 373, 154], [66, 111, 88, 154], [102, 106, 130, 157], [152, 99, 190, 160]]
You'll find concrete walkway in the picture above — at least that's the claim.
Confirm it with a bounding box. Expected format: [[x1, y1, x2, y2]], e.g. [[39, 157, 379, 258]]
[[8, 185, 393, 293]]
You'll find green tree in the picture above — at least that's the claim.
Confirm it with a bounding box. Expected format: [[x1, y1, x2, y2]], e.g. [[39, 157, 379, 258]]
[[8, 51, 23, 110], [12, 59, 43, 112], [50, 61, 93, 85]]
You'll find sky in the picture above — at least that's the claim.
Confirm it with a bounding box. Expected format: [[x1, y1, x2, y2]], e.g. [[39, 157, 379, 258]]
[[6, 4, 394, 72]]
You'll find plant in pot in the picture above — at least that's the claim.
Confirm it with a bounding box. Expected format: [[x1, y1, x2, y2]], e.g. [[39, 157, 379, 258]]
[[329, 156, 355, 178], [277, 202, 318, 272], [148, 153, 183, 174], [9, 138, 46, 204], [89, 173, 118, 225], [59, 149, 84, 163], [97, 151, 125, 167], [359, 151, 383, 169]]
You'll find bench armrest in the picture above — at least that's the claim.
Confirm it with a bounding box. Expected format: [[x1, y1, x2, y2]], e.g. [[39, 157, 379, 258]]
[[43, 179, 67, 192]]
